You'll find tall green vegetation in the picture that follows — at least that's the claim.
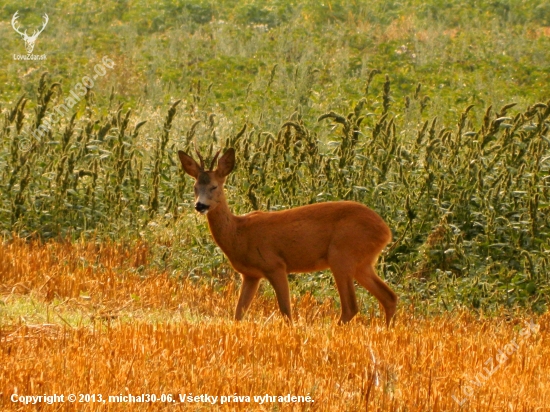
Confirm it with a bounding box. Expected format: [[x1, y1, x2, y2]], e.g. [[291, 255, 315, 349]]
[[1, 72, 549, 314]]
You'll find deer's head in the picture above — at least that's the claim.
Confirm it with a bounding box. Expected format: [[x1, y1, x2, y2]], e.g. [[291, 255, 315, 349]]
[[11, 11, 49, 54], [178, 148, 235, 214]]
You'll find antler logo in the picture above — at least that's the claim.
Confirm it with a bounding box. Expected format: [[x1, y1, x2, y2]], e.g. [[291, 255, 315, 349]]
[[11, 11, 49, 54]]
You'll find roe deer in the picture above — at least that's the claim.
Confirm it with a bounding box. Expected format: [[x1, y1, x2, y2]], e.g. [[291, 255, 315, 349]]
[[178, 148, 397, 326]]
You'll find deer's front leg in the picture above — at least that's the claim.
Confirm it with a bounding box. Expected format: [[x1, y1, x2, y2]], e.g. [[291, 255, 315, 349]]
[[265, 271, 292, 322], [235, 275, 261, 320]]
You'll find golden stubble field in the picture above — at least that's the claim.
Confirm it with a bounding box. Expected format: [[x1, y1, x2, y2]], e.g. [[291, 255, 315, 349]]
[[0, 239, 549, 411]]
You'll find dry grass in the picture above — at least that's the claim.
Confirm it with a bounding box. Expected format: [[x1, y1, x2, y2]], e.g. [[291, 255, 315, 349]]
[[1, 240, 549, 411]]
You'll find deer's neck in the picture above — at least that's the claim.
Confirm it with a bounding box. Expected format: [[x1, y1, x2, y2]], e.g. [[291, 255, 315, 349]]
[[206, 195, 237, 254]]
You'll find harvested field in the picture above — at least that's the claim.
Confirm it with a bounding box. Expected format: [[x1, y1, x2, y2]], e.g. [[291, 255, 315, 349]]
[[1, 241, 549, 411]]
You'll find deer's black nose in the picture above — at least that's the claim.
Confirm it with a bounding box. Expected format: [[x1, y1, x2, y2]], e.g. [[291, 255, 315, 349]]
[[195, 202, 210, 213]]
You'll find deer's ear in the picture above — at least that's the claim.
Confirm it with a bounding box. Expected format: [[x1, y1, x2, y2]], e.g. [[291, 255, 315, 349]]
[[216, 148, 235, 177], [178, 151, 201, 178]]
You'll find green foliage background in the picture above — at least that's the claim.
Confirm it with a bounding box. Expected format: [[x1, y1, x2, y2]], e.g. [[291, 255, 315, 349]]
[[1, 0, 550, 315]]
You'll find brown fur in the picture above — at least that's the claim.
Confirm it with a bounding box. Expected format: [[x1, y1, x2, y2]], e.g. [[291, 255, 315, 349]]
[[178, 148, 397, 325]]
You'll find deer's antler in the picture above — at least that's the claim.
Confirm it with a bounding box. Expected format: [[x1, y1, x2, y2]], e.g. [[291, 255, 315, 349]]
[[209, 150, 221, 171], [194, 149, 205, 170], [11, 11, 48, 40], [11, 11, 27, 37], [31, 13, 49, 39]]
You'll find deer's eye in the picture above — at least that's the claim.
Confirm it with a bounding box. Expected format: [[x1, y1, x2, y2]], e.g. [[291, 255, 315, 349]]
[[210, 186, 218, 191]]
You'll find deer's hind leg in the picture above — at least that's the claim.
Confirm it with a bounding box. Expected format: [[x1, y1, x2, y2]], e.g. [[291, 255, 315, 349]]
[[354, 264, 397, 327]]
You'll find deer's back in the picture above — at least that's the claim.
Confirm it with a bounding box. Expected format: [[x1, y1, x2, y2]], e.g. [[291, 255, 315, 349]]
[[231, 201, 391, 273]]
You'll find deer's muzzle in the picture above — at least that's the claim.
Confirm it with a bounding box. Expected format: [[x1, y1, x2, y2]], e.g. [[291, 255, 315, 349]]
[[195, 202, 210, 214]]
